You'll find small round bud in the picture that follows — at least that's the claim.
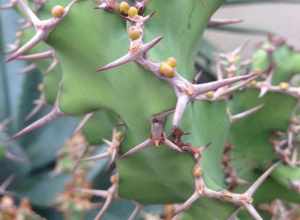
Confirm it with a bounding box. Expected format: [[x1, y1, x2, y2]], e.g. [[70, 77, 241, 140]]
[[128, 6, 138, 17], [51, 5, 65, 18], [159, 62, 175, 78], [128, 26, 141, 41], [279, 82, 289, 90], [119, 1, 129, 14], [166, 57, 177, 68], [205, 91, 214, 99]]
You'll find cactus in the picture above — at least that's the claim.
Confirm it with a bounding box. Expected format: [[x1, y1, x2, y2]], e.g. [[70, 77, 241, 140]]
[[1, 0, 300, 219]]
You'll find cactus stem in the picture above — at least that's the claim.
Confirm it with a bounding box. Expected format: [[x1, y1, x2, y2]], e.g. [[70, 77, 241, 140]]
[[208, 18, 243, 27], [227, 104, 264, 123], [11, 105, 64, 140]]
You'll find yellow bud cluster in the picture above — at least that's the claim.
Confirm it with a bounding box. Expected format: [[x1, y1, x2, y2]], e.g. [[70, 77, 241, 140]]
[[159, 57, 177, 78], [119, 1, 138, 18]]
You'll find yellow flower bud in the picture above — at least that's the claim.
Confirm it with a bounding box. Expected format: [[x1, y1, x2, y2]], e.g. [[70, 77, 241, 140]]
[[128, 6, 138, 17], [159, 62, 175, 78], [166, 57, 177, 68], [51, 5, 65, 18], [128, 26, 141, 41], [119, 1, 129, 14]]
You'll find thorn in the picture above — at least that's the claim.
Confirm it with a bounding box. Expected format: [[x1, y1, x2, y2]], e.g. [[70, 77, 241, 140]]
[[173, 191, 200, 217], [214, 74, 259, 99], [96, 53, 134, 72], [96, 36, 162, 73], [75, 188, 108, 198], [0, 175, 14, 195], [244, 203, 263, 220], [244, 162, 279, 197], [227, 207, 243, 220], [164, 139, 183, 152], [16, 50, 54, 61], [172, 95, 190, 128], [73, 112, 94, 134], [45, 55, 59, 73], [121, 139, 151, 158], [83, 152, 110, 162], [208, 18, 243, 27], [228, 104, 264, 123], [25, 97, 46, 121], [193, 73, 255, 97], [258, 70, 274, 98], [6, 31, 45, 62], [19, 64, 37, 74], [141, 36, 163, 53], [95, 192, 114, 220], [12, 105, 64, 140], [128, 202, 143, 220]]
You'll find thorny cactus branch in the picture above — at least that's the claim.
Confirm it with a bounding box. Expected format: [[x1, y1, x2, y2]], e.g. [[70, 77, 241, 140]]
[[6, 0, 77, 62], [83, 129, 123, 167], [173, 149, 279, 220], [75, 175, 137, 220], [121, 116, 183, 158], [94, 2, 256, 129]]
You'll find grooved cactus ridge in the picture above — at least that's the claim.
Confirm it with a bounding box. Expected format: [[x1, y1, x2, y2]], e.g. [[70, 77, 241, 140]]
[[1, 0, 300, 220]]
